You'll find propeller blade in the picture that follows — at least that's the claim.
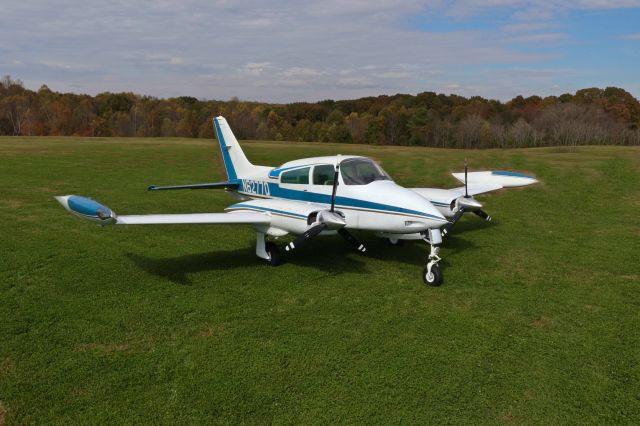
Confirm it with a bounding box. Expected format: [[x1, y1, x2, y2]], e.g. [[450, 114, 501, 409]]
[[442, 208, 465, 236], [330, 163, 340, 212], [285, 223, 327, 251], [464, 160, 469, 198], [474, 209, 492, 221], [338, 228, 366, 253]]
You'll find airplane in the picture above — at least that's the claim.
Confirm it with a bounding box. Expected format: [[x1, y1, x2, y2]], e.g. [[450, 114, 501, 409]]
[[55, 116, 538, 286]]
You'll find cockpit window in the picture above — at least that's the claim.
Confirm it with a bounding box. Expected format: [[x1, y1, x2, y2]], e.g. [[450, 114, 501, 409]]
[[340, 158, 391, 185], [312, 164, 336, 185], [281, 167, 310, 184]]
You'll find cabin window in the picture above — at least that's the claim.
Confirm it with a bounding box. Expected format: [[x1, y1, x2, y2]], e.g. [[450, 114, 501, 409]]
[[340, 158, 391, 185], [312, 164, 336, 185], [281, 167, 310, 184]]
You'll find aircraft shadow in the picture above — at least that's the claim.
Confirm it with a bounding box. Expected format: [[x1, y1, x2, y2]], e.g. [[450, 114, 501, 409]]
[[125, 220, 489, 285], [125, 243, 370, 286]]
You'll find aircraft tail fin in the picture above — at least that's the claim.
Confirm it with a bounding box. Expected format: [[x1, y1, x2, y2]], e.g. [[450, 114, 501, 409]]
[[213, 116, 253, 181]]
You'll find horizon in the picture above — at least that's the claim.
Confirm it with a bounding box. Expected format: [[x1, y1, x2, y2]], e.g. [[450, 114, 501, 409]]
[[2, 1, 640, 103], [6, 75, 638, 106]]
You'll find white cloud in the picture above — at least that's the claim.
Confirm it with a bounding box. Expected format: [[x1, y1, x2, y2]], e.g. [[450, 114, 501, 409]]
[[337, 77, 377, 88], [505, 32, 568, 44], [282, 67, 326, 77], [501, 21, 557, 33], [143, 54, 186, 66], [243, 62, 274, 76]]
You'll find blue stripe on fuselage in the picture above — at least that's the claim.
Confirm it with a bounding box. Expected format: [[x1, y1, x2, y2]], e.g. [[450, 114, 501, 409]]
[[235, 181, 444, 221], [213, 118, 237, 180]]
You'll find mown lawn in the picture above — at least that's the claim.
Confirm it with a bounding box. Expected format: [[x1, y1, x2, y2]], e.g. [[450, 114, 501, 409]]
[[1, 137, 639, 424]]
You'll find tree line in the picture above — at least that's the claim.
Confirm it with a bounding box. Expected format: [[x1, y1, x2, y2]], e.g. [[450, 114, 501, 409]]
[[1, 75, 639, 148]]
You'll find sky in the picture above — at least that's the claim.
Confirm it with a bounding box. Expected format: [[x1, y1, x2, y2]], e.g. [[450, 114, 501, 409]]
[[1, 0, 639, 103]]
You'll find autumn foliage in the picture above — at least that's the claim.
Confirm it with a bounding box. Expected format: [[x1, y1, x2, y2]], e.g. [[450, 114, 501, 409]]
[[1, 75, 639, 147]]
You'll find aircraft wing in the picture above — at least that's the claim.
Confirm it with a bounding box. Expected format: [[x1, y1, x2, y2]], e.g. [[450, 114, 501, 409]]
[[450, 183, 504, 196], [450, 170, 538, 195], [452, 170, 538, 187], [55, 195, 270, 226], [115, 212, 269, 225]]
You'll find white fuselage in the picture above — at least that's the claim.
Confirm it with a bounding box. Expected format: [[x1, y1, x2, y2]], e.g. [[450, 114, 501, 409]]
[[224, 155, 449, 237]]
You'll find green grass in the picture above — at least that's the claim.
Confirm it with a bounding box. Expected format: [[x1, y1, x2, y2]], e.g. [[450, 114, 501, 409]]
[[1, 137, 639, 424]]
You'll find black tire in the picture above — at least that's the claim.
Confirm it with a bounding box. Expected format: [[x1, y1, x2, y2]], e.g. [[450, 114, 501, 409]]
[[265, 242, 282, 266], [423, 264, 443, 286], [387, 238, 404, 246]]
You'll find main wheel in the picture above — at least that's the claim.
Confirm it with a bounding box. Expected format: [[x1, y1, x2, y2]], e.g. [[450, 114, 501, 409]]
[[423, 264, 443, 286], [265, 242, 282, 266]]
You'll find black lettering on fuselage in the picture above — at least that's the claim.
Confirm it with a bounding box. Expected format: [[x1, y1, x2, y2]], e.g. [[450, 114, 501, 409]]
[[241, 179, 270, 197]]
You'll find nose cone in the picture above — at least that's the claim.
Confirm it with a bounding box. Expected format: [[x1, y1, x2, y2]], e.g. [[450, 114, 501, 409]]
[[368, 181, 448, 228]]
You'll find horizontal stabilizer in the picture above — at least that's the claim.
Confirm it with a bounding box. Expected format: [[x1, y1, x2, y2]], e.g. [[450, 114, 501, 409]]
[[148, 181, 239, 191]]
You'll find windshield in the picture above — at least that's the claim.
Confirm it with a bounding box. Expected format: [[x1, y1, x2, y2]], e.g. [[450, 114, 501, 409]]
[[340, 158, 391, 185]]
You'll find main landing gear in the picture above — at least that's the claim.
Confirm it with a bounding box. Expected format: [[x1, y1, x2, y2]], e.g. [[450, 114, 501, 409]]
[[255, 231, 282, 266], [422, 229, 444, 286], [256, 228, 445, 286]]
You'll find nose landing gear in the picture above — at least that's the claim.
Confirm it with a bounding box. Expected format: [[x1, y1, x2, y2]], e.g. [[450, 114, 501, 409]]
[[423, 229, 444, 286]]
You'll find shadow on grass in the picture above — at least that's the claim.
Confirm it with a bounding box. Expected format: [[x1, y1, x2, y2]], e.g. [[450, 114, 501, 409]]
[[126, 241, 370, 285], [126, 247, 258, 285], [125, 221, 487, 285]]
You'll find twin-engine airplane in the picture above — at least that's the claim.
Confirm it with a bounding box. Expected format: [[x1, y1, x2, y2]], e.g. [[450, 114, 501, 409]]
[[56, 116, 538, 286]]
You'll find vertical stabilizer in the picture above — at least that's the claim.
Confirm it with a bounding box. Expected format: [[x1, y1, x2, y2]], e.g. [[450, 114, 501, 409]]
[[213, 116, 253, 180]]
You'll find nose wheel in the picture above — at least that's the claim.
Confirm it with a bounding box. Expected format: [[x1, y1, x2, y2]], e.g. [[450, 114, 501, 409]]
[[423, 263, 443, 286]]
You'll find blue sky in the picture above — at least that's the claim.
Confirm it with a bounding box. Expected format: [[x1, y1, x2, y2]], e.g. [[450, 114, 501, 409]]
[[1, 1, 639, 102]]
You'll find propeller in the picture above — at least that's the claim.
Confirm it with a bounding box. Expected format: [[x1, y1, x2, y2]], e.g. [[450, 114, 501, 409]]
[[474, 209, 492, 221], [464, 159, 469, 198], [443, 161, 493, 236], [442, 207, 465, 236], [285, 158, 366, 253], [330, 162, 339, 212], [338, 228, 367, 253], [286, 222, 327, 251]]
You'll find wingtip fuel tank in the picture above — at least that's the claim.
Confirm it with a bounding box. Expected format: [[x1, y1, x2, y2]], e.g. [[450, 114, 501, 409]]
[[55, 195, 117, 225]]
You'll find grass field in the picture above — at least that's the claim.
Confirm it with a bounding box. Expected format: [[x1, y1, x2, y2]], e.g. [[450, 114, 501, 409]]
[[1, 136, 639, 424]]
